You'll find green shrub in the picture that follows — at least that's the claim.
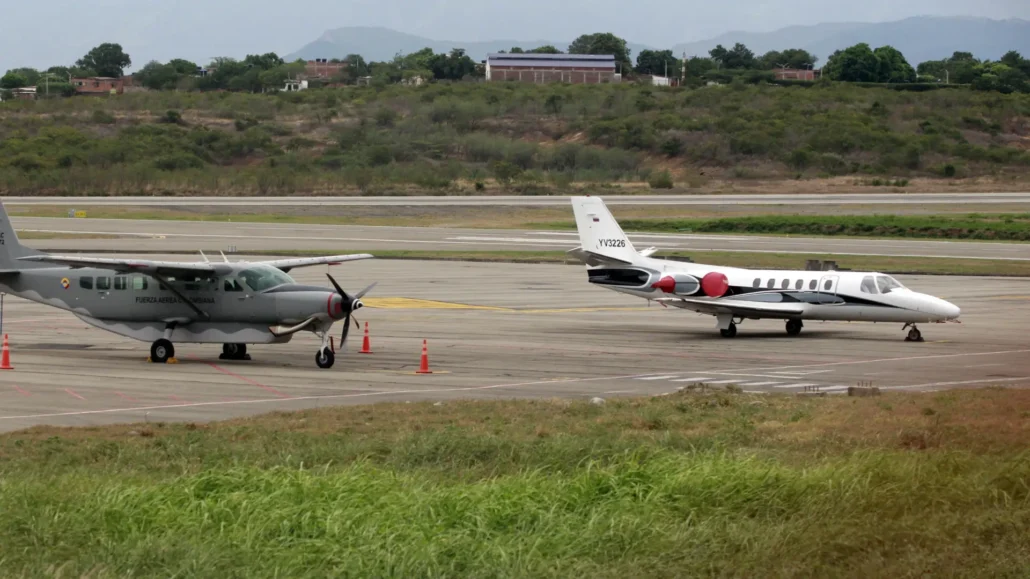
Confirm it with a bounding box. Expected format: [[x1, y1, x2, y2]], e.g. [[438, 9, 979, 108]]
[[649, 170, 674, 189], [90, 110, 116, 125]]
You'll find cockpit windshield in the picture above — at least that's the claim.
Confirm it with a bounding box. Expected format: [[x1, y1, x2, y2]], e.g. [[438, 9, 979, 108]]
[[238, 265, 295, 291], [876, 275, 905, 293]]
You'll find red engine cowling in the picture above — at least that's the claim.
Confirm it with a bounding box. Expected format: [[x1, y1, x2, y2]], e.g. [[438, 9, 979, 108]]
[[700, 272, 729, 297], [651, 273, 701, 296]]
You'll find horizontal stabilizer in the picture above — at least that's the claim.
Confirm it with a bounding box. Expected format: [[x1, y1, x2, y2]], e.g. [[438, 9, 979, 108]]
[[566, 247, 633, 267]]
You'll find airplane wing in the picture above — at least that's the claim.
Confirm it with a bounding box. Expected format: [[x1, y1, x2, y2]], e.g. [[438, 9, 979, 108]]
[[659, 296, 808, 317], [16, 255, 232, 277], [261, 254, 374, 273]]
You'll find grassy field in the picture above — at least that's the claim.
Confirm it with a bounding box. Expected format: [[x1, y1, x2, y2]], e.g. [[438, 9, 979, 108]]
[[2, 388, 1029, 577], [2, 82, 1030, 196]]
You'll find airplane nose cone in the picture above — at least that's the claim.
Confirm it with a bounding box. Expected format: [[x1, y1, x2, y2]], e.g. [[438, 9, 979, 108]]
[[924, 295, 960, 320], [353, 299, 363, 311], [943, 301, 961, 319]]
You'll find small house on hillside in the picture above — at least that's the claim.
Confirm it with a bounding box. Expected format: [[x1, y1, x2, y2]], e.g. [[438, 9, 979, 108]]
[[71, 77, 125, 95], [485, 53, 619, 84]]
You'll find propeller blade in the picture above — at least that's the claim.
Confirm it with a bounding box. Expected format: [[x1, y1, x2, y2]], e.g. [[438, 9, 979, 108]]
[[353, 315, 360, 329], [325, 273, 349, 299], [355, 281, 378, 299], [341, 314, 351, 345]]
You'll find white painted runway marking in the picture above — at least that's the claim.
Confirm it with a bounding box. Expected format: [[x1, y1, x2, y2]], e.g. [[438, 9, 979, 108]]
[[723, 349, 1030, 373], [735, 381, 783, 387], [636, 375, 681, 381], [772, 383, 818, 389], [882, 377, 1030, 391], [669, 377, 714, 383]]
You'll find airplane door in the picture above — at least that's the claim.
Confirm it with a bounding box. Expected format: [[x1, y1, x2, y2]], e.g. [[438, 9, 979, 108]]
[[818, 275, 840, 295]]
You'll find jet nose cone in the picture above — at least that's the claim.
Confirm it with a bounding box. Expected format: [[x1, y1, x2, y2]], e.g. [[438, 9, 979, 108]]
[[943, 301, 961, 320]]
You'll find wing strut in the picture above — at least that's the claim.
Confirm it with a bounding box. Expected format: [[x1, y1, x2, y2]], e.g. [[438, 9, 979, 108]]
[[151, 273, 210, 320]]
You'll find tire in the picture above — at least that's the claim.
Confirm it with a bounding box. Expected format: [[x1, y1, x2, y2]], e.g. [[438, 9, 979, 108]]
[[151, 339, 174, 364], [786, 320, 803, 336], [907, 328, 923, 342], [720, 324, 738, 338], [315, 349, 335, 369], [222, 343, 248, 360]]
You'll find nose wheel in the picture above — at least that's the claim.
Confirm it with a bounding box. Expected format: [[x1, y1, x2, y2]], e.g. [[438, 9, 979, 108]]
[[903, 324, 924, 342]]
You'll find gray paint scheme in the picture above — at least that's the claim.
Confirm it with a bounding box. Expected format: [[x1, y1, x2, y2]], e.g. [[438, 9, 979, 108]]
[[0, 201, 373, 367]]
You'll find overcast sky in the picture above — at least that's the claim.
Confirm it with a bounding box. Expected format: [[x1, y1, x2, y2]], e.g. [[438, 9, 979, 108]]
[[3, 0, 1029, 73]]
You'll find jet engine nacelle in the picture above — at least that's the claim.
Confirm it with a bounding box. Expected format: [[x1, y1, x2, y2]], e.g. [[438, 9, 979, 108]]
[[650, 273, 701, 296]]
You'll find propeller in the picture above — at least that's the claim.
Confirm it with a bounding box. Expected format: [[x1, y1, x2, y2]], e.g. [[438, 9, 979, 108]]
[[327, 274, 377, 348]]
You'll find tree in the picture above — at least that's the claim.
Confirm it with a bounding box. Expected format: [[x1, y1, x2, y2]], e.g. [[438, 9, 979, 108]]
[[0, 72, 28, 89], [823, 43, 880, 82], [509, 47, 525, 53], [635, 49, 680, 77], [428, 48, 477, 80], [341, 54, 370, 83], [568, 33, 631, 71], [6, 67, 40, 86], [135, 61, 179, 90], [76, 43, 131, 77], [709, 43, 755, 69], [917, 51, 980, 84], [684, 56, 715, 78], [873, 46, 916, 83], [528, 45, 561, 54], [243, 52, 284, 71], [759, 49, 817, 70]]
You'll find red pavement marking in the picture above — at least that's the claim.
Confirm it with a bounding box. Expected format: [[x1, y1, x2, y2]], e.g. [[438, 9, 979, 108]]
[[115, 392, 138, 403], [64, 388, 86, 401], [11, 385, 30, 396], [204, 362, 290, 399]]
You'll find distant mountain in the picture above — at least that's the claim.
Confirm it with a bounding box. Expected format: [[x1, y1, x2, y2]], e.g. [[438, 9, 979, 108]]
[[286, 26, 654, 62], [672, 17, 1030, 66]]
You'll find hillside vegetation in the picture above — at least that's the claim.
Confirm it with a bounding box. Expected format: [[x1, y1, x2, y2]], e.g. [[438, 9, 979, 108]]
[[2, 82, 1030, 196], [1, 388, 1029, 576]]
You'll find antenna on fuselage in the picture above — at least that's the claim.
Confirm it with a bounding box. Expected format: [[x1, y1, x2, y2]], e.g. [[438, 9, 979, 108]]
[[219, 251, 229, 263], [199, 250, 209, 263]]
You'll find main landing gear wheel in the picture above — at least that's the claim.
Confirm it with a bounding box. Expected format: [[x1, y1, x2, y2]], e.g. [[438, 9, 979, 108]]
[[220, 343, 250, 361], [906, 327, 924, 342], [315, 349, 335, 369], [150, 339, 174, 364], [786, 319, 803, 336], [720, 323, 738, 338]]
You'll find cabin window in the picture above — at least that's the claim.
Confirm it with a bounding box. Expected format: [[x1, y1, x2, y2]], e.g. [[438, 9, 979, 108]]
[[79, 276, 93, 290], [132, 276, 148, 290], [766, 279, 775, 289], [753, 278, 760, 288], [781, 279, 789, 289], [795, 279, 803, 290], [809, 280, 817, 290], [860, 276, 878, 294], [114, 277, 127, 290], [823, 280, 832, 291], [96, 277, 111, 291], [224, 278, 244, 292]]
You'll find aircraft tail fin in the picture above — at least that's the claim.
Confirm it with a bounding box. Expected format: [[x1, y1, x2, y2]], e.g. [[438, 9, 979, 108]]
[[570, 196, 641, 265], [0, 200, 43, 271]]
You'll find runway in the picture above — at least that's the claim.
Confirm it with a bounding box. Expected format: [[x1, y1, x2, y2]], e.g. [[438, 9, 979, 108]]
[[5, 193, 1030, 207], [11, 217, 1030, 261], [2, 258, 1028, 432]]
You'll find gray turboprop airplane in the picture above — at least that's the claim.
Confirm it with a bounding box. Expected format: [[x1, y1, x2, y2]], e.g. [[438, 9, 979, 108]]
[[0, 201, 373, 368]]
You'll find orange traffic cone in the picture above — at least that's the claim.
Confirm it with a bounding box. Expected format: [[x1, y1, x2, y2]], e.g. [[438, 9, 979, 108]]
[[1, 335, 13, 370], [416, 339, 432, 374], [359, 322, 373, 354]]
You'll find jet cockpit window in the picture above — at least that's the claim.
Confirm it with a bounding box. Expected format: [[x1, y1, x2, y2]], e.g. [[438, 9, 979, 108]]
[[860, 275, 878, 294], [79, 276, 93, 290], [877, 275, 904, 293], [238, 266, 294, 292]]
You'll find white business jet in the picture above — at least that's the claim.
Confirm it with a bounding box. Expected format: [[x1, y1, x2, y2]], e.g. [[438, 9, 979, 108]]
[[568, 196, 961, 341]]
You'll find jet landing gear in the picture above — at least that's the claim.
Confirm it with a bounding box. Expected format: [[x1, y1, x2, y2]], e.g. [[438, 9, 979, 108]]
[[150, 339, 175, 364], [903, 323, 924, 342], [220, 343, 250, 361], [720, 324, 738, 338], [786, 319, 803, 336]]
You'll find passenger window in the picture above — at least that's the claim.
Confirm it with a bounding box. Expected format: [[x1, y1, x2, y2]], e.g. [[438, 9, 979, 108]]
[[114, 277, 127, 290], [781, 279, 789, 289], [224, 278, 244, 292], [795, 279, 803, 290], [96, 277, 111, 291], [860, 276, 878, 294], [753, 278, 761, 288], [132, 276, 148, 290], [766, 279, 775, 289], [79, 276, 94, 290], [823, 280, 832, 291], [809, 280, 817, 290]]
